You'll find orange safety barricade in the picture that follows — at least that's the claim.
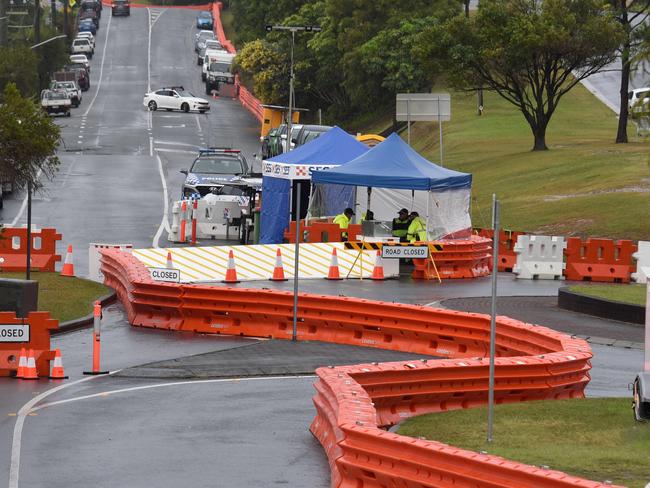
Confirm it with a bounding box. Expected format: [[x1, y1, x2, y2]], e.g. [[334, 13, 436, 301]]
[[564, 237, 637, 282], [0, 312, 58, 377], [0, 227, 62, 272], [412, 236, 491, 280], [474, 228, 524, 272]]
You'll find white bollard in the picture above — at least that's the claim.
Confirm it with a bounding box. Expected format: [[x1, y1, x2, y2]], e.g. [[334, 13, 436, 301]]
[[513, 235, 566, 280]]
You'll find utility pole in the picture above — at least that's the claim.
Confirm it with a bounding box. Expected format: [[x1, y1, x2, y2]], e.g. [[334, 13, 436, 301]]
[[51, 0, 56, 28], [33, 0, 41, 45], [0, 0, 8, 47], [63, 0, 68, 40]]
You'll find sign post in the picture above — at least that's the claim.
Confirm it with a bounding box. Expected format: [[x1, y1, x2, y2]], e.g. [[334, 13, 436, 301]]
[[487, 194, 499, 442], [396, 93, 450, 165]]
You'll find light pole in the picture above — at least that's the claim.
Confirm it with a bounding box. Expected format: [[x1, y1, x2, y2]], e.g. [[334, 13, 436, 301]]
[[265, 24, 320, 341]]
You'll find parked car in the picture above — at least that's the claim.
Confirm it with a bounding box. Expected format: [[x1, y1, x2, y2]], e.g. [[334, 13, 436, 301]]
[[41, 90, 71, 116], [112, 0, 130, 16], [281, 124, 303, 153], [62, 64, 90, 91], [268, 124, 287, 157], [69, 54, 91, 73], [71, 38, 94, 58], [196, 10, 213, 30], [143, 86, 210, 113], [194, 29, 215, 53], [78, 18, 96, 35], [180, 148, 250, 198], [628, 87, 650, 110], [294, 125, 333, 147], [197, 39, 222, 65], [50, 80, 82, 107], [75, 31, 95, 49], [78, 9, 99, 28], [80, 0, 101, 17], [260, 128, 277, 159]]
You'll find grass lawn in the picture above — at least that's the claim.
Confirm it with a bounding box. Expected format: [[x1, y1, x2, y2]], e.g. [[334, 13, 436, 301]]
[[1, 272, 110, 323], [390, 85, 649, 240], [569, 283, 646, 307], [398, 398, 650, 487]]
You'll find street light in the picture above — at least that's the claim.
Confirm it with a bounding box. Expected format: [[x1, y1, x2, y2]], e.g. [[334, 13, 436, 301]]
[[265, 24, 321, 342], [30, 34, 66, 49]]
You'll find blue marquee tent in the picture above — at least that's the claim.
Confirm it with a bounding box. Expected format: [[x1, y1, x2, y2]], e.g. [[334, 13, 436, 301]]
[[260, 127, 370, 244]]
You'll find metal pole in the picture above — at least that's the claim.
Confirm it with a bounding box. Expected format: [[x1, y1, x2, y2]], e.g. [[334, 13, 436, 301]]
[[292, 181, 301, 341], [406, 99, 411, 145], [51, 0, 56, 28], [26, 181, 32, 280], [318, 108, 322, 125], [438, 96, 443, 166], [487, 193, 499, 443], [286, 29, 295, 154]]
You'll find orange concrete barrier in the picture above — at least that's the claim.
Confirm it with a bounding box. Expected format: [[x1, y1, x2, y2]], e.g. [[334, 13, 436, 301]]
[[564, 237, 637, 282], [0, 312, 59, 378], [99, 248, 613, 487], [0, 227, 62, 272]]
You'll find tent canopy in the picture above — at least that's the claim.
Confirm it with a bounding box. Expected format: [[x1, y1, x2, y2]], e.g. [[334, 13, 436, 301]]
[[266, 126, 369, 167], [310, 133, 471, 191]]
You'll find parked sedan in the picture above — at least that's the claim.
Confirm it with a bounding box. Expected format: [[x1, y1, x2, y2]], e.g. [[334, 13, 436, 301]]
[[143, 86, 210, 113], [70, 54, 91, 73], [78, 18, 96, 35], [194, 29, 215, 52], [196, 11, 213, 30]]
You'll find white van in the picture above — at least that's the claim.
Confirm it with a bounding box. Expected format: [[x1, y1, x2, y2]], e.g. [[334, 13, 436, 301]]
[[202, 49, 234, 81], [628, 87, 650, 110]]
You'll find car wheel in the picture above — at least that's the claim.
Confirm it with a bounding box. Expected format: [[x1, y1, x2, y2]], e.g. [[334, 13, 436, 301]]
[[66, 111, 71, 117], [181, 103, 190, 113], [199, 110, 206, 114], [148, 100, 157, 111]]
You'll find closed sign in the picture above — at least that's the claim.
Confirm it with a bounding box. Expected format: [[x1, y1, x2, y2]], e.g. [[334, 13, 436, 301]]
[[149, 267, 181, 283], [0, 325, 30, 343], [381, 246, 429, 259]]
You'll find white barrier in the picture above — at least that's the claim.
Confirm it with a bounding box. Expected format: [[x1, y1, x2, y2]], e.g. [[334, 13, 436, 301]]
[[168, 200, 191, 243], [513, 235, 565, 280], [89, 243, 133, 282], [168, 198, 244, 242], [632, 241, 650, 283]]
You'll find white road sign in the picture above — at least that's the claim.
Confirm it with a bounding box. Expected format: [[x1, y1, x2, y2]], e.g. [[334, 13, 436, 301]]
[[149, 267, 181, 283], [0, 324, 30, 343], [381, 246, 429, 259]]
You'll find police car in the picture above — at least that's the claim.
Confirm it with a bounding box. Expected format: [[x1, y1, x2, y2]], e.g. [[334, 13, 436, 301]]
[[180, 148, 251, 198]]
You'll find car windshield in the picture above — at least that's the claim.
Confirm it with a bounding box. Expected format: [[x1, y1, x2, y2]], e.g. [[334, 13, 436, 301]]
[[198, 31, 214, 40], [192, 157, 243, 175], [199, 12, 211, 18], [209, 63, 231, 72], [74, 40, 88, 46], [177, 90, 196, 98], [47, 92, 67, 100]]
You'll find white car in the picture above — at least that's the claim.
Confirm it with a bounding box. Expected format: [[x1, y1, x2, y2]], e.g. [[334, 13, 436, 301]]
[[628, 87, 650, 110], [71, 38, 93, 57], [143, 86, 210, 113], [198, 39, 222, 65], [76, 31, 96, 49], [69, 54, 91, 73], [194, 29, 215, 53], [50, 80, 82, 107]]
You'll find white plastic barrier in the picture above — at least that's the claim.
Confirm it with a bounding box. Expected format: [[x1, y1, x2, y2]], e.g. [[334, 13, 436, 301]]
[[513, 235, 566, 280], [89, 243, 133, 282], [195, 198, 242, 240], [632, 241, 650, 283]]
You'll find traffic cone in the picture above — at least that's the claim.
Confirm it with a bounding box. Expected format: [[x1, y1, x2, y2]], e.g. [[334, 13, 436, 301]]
[[222, 250, 240, 283], [15, 347, 27, 379], [370, 250, 385, 280], [49, 348, 68, 379], [23, 349, 39, 380], [166, 251, 174, 269], [61, 245, 75, 277], [325, 248, 342, 280], [270, 248, 288, 281]]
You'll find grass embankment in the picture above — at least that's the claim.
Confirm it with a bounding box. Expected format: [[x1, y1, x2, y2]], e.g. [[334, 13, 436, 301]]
[[1, 272, 110, 323], [383, 85, 649, 240], [398, 398, 650, 487], [569, 283, 646, 306]]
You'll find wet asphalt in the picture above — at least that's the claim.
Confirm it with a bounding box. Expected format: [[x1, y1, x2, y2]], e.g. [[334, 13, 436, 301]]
[[0, 7, 646, 488]]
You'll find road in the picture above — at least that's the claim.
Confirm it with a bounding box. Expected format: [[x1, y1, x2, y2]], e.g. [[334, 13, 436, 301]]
[[0, 6, 646, 488]]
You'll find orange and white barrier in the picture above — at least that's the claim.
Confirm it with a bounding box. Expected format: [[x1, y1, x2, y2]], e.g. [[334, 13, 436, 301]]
[[83, 301, 109, 375], [1, 312, 59, 378]]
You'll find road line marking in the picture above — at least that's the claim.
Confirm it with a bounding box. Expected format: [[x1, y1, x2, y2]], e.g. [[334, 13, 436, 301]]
[[152, 153, 170, 248], [10, 169, 42, 227], [32, 375, 318, 411], [82, 12, 112, 118], [154, 148, 197, 155]]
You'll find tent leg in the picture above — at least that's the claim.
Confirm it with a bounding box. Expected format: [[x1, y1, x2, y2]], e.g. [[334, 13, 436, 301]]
[[428, 245, 442, 283]]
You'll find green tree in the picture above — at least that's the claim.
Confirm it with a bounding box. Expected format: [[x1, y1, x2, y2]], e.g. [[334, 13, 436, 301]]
[[0, 83, 61, 191], [0, 46, 40, 96], [34, 26, 70, 91], [418, 0, 625, 151], [235, 39, 288, 104]]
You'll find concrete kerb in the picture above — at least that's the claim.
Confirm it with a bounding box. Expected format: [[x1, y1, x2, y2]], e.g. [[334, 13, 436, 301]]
[[53, 290, 117, 335], [558, 286, 646, 325]]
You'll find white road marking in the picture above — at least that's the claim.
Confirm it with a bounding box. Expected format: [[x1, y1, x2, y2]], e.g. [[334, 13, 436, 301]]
[[9, 169, 42, 227], [154, 140, 201, 148], [8, 374, 115, 488], [154, 148, 197, 155], [82, 12, 112, 118], [152, 153, 170, 248]]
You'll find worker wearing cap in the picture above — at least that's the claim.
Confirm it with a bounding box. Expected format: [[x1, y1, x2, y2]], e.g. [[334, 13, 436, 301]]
[[333, 207, 355, 241], [392, 208, 410, 242], [407, 211, 427, 243]]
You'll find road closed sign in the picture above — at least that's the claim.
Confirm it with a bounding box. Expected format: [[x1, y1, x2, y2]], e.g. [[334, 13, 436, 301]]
[[382, 245, 429, 259], [149, 267, 181, 283], [0, 324, 30, 343]]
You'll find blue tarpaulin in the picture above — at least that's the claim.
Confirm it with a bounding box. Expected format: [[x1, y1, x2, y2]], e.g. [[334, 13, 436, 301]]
[[260, 127, 369, 244], [311, 133, 472, 191]]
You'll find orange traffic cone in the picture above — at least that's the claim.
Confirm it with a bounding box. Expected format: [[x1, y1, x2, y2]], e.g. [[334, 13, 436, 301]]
[[23, 349, 39, 380], [326, 248, 342, 280], [15, 347, 27, 379], [49, 348, 68, 379], [61, 245, 75, 277], [222, 250, 240, 283], [270, 248, 288, 281], [166, 251, 174, 269], [370, 250, 385, 280]]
